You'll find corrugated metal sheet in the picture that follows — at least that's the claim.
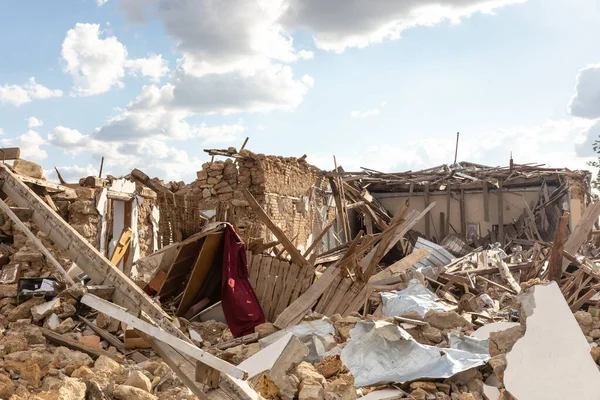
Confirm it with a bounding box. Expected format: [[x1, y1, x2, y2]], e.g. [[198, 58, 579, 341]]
[[413, 237, 456, 272]]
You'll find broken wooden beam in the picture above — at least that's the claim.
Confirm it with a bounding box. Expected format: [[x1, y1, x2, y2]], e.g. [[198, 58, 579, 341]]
[[243, 189, 310, 269], [0, 164, 211, 398], [548, 211, 569, 282], [562, 200, 600, 272], [78, 316, 126, 351], [130, 168, 173, 195], [81, 293, 247, 380], [17, 175, 77, 198], [40, 327, 125, 363], [0, 198, 76, 286]]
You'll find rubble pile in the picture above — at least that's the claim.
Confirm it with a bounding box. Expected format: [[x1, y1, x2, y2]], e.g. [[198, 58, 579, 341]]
[[0, 148, 599, 400]]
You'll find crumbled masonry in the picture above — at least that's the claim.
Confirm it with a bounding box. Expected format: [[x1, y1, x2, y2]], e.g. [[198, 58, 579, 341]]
[[0, 146, 598, 400]]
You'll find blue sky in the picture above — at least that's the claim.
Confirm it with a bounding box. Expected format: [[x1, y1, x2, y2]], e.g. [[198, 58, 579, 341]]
[[1, 0, 600, 182]]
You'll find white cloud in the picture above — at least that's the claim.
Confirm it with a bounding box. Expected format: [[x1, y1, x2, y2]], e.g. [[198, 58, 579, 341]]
[[62, 23, 128, 96], [1, 130, 47, 160], [28, 117, 43, 128], [169, 64, 314, 114], [569, 63, 600, 120], [50, 164, 99, 183], [121, 0, 312, 76], [125, 53, 169, 82], [97, 0, 109, 6], [309, 118, 595, 173], [0, 78, 63, 106], [350, 101, 387, 118], [281, 0, 528, 53]]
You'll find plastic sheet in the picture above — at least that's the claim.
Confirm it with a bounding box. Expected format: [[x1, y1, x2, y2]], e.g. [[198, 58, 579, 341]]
[[381, 280, 452, 317], [341, 320, 489, 386]]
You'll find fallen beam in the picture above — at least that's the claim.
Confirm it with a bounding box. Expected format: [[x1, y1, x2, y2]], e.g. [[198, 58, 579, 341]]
[[81, 293, 248, 380], [243, 189, 310, 269], [562, 200, 600, 272], [40, 327, 124, 363], [130, 168, 173, 195], [0, 198, 75, 286], [0, 164, 215, 397], [17, 175, 77, 197]]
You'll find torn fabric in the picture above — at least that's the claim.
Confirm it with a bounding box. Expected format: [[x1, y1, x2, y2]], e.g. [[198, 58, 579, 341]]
[[341, 320, 488, 386]]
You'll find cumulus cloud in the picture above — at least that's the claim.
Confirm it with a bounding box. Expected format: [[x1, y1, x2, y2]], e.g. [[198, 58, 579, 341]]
[[1, 130, 47, 160], [351, 101, 387, 118], [280, 0, 527, 53], [309, 119, 595, 173], [121, 0, 312, 75], [61, 23, 176, 96], [0, 78, 63, 106], [28, 117, 43, 128], [569, 64, 600, 119], [62, 23, 128, 96], [125, 53, 169, 82]]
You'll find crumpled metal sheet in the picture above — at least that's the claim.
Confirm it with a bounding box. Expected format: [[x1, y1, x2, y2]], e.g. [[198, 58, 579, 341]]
[[341, 321, 489, 387], [381, 280, 452, 317]]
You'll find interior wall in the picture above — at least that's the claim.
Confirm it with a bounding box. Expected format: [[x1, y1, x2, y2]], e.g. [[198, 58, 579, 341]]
[[376, 188, 543, 241]]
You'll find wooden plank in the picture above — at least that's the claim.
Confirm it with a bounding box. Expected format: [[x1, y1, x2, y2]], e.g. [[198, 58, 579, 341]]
[[248, 252, 261, 289], [257, 257, 274, 315], [110, 228, 132, 266], [18, 175, 77, 197], [482, 182, 490, 222], [498, 181, 504, 247], [548, 212, 569, 282], [315, 273, 342, 314], [177, 233, 225, 316], [243, 190, 310, 269], [424, 183, 431, 238], [323, 277, 353, 316], [329, 176, 349, 243], [460, 189, 466, 240], [0, 147, 20, 160], [263, 259, 280, 319], [0, 165, 218, 397], [275, 263, 342, 328], [362, 204, 435, 279], [570, 289, 597, 312], [334, 280, 362, 316], [369, 247, 431, 283], [364, 213, 374, 236], [273, 262, 301, 320], [440, 212, 446, 240], [562, 200, 600, 272], [289, 263, 313, 304], [0, 198, 75, 286], [130, 168, 174, 195], [81, 294, 247, 379], [302, 221, 333, 258], [343, 285, 369, 315], [54, 167, 67, 184], [445, 187, 451, 239], [41, 327, 124, 363], [268, 259, 288, 321], [78, 316, 126, 351]]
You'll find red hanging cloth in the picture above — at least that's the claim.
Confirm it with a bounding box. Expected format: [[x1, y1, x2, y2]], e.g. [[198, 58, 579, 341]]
[[221, 225, 265, 337]]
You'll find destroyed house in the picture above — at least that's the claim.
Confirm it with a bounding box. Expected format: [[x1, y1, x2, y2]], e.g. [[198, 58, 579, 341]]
[[334, 161, 592, 250], [1, 145, 600, 399]]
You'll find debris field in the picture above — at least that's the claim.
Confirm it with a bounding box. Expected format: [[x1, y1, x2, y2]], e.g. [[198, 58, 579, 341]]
[[0, 144, 596, 400]]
